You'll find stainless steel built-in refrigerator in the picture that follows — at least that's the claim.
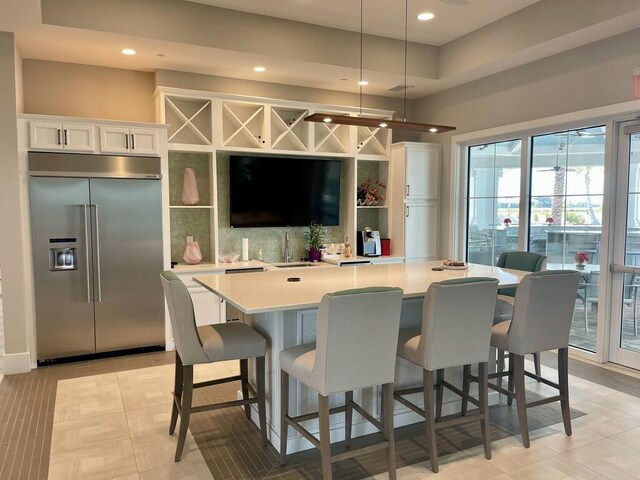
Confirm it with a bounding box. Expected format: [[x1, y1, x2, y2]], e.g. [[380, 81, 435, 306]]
[[29, 152, 165, 361]]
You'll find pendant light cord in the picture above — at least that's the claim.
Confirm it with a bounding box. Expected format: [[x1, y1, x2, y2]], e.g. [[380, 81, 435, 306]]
[[403, 0, 408, 122], [359, 0, 363, 115]]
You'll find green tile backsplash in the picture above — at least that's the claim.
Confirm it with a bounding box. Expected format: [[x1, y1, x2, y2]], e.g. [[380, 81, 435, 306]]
[[217, 155, 347, 263]]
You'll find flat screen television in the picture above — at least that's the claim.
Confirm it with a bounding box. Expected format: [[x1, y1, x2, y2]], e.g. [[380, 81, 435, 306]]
[[230, 155, 342, 228]]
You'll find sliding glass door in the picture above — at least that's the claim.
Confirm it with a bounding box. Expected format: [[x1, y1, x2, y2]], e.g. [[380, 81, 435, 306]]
[[609, 122, 640, 369], [529, 127, 605, 353]]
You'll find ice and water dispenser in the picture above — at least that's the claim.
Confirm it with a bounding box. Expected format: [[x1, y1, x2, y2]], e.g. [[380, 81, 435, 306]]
[[49, 239, 78, 271]]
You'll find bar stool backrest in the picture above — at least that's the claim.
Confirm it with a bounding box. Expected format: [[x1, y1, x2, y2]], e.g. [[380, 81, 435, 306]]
[[418, 277, 499, 371], [508, 270, 580, 355], [496, 251, 547, 297], [312, 287, 404, 396], [161, 271, 209, 366]]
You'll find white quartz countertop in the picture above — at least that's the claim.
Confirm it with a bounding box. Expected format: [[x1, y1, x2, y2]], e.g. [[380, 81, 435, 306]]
[[193, 260, 529, 315]]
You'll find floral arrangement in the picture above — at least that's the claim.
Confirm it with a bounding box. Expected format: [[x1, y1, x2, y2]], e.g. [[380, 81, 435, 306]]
[[503, 217, 512, 226], [357, 178, 386, 206], [574, 251, 589, 265], [546, 217, 554, 224]]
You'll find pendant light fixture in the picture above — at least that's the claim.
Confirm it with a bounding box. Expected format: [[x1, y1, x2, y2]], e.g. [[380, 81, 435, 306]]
[[305, 0, 455, 134]]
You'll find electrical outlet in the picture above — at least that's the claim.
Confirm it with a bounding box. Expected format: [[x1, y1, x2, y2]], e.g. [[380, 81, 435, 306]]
[[186, 236, 193, 243]]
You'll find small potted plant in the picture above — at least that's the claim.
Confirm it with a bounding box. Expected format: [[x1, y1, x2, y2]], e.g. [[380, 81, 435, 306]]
[[546, 217, 554, 225], [305, 221, 326, 262], [574, 251, 589, 269], [357, 178, 386, 206], [503, 217, 512, 228]]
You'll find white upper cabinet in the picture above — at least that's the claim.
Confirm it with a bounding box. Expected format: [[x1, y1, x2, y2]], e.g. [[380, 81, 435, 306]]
[[29, 121, 95, 152], [404, 144, 440, 201], [100, 126, 159, 155]]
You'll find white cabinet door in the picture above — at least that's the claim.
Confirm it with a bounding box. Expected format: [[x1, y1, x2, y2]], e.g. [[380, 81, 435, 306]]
[[190, 288, 223, 326], [130, 128, 159, 155], [100, 127, 159, 155], [405, 203, 438, 260], [406, 146, 440, 200], [29, 122, 95, 152], [100, 126, 131, 154]]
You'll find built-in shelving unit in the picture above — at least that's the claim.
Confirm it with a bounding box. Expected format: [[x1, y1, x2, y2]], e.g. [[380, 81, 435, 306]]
[[155, 86, 394, 267]]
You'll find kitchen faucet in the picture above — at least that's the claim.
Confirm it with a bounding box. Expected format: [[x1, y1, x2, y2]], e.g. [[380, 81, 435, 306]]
[[284, 231, 292, 263]]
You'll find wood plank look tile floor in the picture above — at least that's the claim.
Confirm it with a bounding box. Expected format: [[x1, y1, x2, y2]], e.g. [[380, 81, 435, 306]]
[[1, 350, 639, 479]]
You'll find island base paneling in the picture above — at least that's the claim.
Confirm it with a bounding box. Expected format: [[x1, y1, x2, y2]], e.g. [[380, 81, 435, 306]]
[[243, 298, 488, 454]]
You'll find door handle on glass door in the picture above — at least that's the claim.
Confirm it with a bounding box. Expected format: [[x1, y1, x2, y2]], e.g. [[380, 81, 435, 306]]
[[92, 204, 103, 302], [83, 204, 91, 303]]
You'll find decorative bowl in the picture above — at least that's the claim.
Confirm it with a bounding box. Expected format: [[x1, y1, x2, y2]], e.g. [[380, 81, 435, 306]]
[[219, 253, 240, 263]]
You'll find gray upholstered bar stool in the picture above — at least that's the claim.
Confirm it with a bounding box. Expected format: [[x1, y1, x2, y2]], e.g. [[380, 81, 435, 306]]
[[161, 271, 268, 462], [279, 287, 403, 480], [484, 270, 580, 448], [395, 277, 499, 473], [493, 251, 547, 381]]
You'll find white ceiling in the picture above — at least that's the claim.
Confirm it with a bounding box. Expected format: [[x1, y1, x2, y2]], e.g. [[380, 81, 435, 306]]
[[186, 0, 541, 45], [1, 0, 639, 100]]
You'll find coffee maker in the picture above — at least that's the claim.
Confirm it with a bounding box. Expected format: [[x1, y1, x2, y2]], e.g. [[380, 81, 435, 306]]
[[357, 227, 382, 257]]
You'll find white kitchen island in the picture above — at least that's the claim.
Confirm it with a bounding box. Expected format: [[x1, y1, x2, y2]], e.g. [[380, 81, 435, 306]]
[[194, 260, 528, 453]]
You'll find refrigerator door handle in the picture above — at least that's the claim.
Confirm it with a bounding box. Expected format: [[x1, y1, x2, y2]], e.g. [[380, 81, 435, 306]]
[[83, 204, 92, 303], [92, 204, 103, 302]]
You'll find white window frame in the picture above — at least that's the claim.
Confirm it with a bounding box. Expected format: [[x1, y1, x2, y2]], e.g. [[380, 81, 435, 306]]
[[449, 100, 640, 364]]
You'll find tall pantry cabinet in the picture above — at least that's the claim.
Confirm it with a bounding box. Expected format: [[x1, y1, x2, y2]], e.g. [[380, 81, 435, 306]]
[[390, 142, 441, 261]]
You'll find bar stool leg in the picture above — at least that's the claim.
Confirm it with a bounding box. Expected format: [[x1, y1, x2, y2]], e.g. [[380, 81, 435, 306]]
[[382, 383, 397, 480], [256, 356, 268, 446], [558, 347, 572, 436], [175, 364, 193, 462], [344, 390, 353, 448], [513, 354, 530, 448], [170, 353, 183, 435], [461, 365, 470, 415], [423, 369, 438, 473], [280, 370, 289, 465], [478, 362, 491, 459], [435, 369, 445, 420], [507, 353, 515, 406], [497, 349, 505, 393], [240, 358, 251, 418], [533, 353, 541, 381], [318, 394, 333, 480]]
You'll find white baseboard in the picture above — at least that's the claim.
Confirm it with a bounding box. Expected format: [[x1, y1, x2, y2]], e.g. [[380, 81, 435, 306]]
[[2, 351, 32, 374]]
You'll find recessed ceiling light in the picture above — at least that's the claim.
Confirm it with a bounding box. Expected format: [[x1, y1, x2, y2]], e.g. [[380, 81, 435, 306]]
[[121, 48, 136, 55], [254, 66, 266, 72], [323, 117, 333, 123], [358, 80, 368, 86], [417, 12, 435, 21], [429, 127, 438, 133]]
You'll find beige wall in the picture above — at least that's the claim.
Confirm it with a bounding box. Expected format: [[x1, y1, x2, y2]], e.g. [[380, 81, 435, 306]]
[[14, 44, 23, 113], [415, 27, 640, 256], [0, 32, 29, 360], [23, 60, 155, 122]]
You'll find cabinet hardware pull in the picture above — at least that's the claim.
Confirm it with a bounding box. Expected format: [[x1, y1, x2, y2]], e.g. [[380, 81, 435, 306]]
[[93, 204, 102, 302], [63, 129, 69, 146], [406, 185, 410, 196], [124, 132, 129, 150], [57, 129, 62, 145], [131, 134, 135, 150], [406, 206, 410, 217], [83, 204, 91, 302]]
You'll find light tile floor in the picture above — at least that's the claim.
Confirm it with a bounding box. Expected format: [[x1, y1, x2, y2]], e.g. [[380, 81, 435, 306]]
[[47, 358, 640, 480], [47, 362, 241, 480]]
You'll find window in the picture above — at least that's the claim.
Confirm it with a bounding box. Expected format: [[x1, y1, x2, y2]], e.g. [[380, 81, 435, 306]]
[[466, 140, 521, 266]]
